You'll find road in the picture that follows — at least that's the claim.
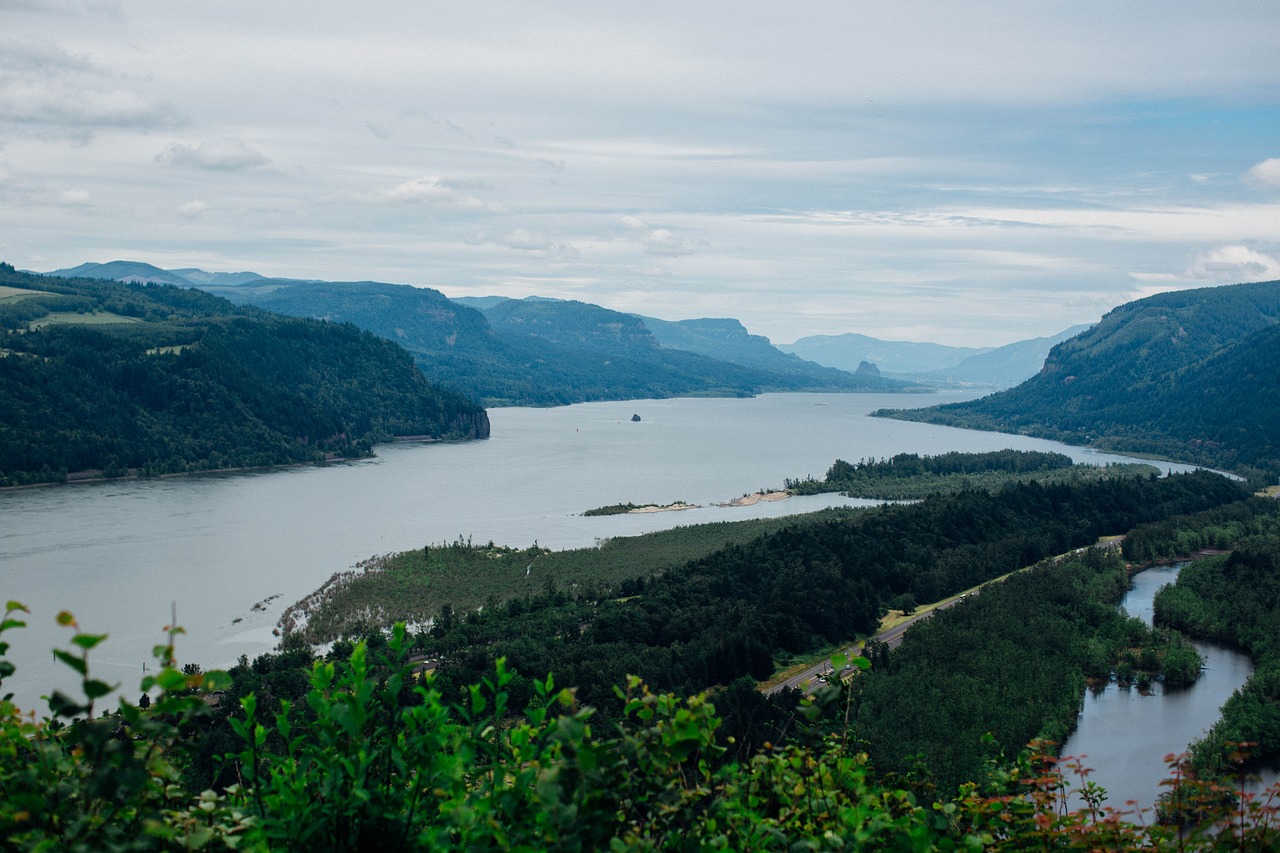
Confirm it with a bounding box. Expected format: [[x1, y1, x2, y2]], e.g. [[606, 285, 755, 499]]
[[761, 536, 1126, 697]]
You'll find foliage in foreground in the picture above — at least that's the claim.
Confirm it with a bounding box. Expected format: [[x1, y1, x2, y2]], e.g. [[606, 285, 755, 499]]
[[2, 603, 1278, 851]]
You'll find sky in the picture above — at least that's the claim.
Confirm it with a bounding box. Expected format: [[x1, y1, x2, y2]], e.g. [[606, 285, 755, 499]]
[[3, 2, 1279, 347]]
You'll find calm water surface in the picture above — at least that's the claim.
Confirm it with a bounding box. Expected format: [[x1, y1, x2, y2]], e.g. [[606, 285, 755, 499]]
[[2, 392, 1196, 710], [1062, 565, 1278, 813]]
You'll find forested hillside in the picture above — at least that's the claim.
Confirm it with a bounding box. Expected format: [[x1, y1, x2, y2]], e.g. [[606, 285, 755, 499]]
[[51, 262, 921, 405], [0, 265, 487, 486], [880, 280, 1280, 481]]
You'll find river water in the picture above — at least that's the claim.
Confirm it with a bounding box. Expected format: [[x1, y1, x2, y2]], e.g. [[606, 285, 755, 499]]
[[1061, 564, 1278, 814], [1, 391, 1199, 712]]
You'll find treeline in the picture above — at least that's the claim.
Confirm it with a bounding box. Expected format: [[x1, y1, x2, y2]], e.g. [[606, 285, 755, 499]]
[[1122, 496, 1280, 563], [0, 267, 487, 485], [3, 607, 1275, 850], [852, 549, 1204, 794], [277, 512, 844, 645], [878, 280, 1280, 486], [786, 449, 1155, 499], [233, 280, 911, 407], [293, 471, 1246, 722], [1154, 530, 1280, 775]]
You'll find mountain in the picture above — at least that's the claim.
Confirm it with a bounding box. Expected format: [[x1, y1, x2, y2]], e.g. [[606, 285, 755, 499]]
[[781, 332, 991, 375], [911, 324, 1093, 388], [0, 264, 488, 486], [880, 280, 1280, 480], [46, 260, 194, 287], [476, 297, 916, 396], [637, 315, 879, 387], [50, 262, 924, 405]]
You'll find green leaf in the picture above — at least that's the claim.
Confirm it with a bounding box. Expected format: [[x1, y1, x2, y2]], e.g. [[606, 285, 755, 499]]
[[6, 601, 29, 613], [83, 678, 114, 699], [203, 670, 233, 691], [56, 610, 76, 627], [52, 648, 87, 675], [1, 619, 27, 632], [72, 632, 108, 650]]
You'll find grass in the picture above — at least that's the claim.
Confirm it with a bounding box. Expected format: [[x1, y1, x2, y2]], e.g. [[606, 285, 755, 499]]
[[278, 507, 866, 643], [28, 310, 142, 329], [0, 285, 55, 301]]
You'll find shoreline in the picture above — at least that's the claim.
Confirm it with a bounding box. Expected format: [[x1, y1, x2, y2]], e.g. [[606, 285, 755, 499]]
[[719, 491, 791, 508]]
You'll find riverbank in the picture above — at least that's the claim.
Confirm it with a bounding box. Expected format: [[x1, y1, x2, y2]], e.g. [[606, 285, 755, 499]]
[[720, 490, 790, 507]]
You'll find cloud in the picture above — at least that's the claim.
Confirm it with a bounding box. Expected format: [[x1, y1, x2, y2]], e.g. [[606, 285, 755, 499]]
[[1245, 158, 1280, 189], [621, 216, 701, 256], [158, 138, 269, 171], [1186, 245, 1280, 282], [0, 38, 173, 132], [176, 200, 207, 218], [367, 176, 499, 212], [57, 188, 90, 205]]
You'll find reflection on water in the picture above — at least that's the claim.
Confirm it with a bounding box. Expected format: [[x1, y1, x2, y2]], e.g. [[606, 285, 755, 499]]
[[1061, 565, 1276, 814]]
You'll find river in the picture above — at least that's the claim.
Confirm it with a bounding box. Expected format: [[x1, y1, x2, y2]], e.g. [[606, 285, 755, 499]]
[[1, 391, 1199, 712], [1061, 564, 1278, 814]]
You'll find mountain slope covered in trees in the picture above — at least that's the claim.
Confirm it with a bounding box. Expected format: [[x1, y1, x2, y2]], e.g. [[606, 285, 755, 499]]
[[880, 280, 1280, 481], [0, 265, 487, 485], [47, 262, 921, 405]]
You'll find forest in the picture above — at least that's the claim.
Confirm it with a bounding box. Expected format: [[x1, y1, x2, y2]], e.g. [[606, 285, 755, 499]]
[[0, 465, 1272, 848], [223, 279, 912, 406], [0, 266, 487, 485], [2, 590, 1274, 850], [1145, 510, 1280, 774], [785, 449, 1157, 499], [879, 279, 1280, 486], [267, 472, 1246, 719]]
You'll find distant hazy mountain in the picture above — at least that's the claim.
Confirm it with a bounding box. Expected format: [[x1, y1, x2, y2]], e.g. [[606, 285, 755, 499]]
[[47, 260, 194, 288], [782, 326, 1092, 388], [882, 280, 1280, 479], [781, 333, 991, 375], [911, 325, 1093, 388], [468, 297, 917, 398], [637, 315, 881, 387]]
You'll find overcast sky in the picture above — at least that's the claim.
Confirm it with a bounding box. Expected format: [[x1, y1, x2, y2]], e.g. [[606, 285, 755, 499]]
[[3, 2, 1279, 345]]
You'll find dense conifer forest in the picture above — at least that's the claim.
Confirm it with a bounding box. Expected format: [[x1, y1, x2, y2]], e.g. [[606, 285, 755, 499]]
[[0, 265, 487, 485], [880, 279, 1280, 485]]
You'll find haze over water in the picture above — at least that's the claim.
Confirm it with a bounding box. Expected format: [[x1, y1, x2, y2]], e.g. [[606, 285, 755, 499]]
[[2, 392, 1197, 711]]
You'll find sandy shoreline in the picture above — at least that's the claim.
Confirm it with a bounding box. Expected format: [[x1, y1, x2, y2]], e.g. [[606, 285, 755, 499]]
[[628, 502, 699, 513], [720, 491, 791, 508]]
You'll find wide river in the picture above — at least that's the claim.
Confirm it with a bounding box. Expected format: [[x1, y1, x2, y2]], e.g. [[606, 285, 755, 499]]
[[2, 391, 1199, 711]]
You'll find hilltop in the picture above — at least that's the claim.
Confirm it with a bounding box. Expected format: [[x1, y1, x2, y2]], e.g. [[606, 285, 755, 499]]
[[0, 264, 487, 486], [48, 262, 923, 405], [880, 279, 1280, 482]]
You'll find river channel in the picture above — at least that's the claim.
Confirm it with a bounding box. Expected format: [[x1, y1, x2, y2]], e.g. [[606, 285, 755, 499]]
[[2, 391, 1201, 712], [1061, 564, 1278, 814]]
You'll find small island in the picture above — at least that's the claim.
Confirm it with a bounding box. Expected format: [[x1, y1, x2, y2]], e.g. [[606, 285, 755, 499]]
[[583, 501, 698, 516]]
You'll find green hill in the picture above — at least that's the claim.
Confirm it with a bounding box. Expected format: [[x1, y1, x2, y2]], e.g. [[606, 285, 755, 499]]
[[879, 280, 1280, 481], [0, 264, 488, 486]]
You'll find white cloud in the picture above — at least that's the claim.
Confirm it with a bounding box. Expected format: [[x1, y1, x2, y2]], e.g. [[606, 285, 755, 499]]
[[57, 188, 90, 205], [620, 216, 701, 256], [158, 138, 269, 171], [0, 38, 172, 132], [1245, 158, 1280, 189], [369, 176, 497, 211], [1186, 245, 1280, 282], [176, 200, 207, 218]]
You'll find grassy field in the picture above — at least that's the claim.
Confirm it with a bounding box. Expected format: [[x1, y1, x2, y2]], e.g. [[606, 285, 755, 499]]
[[0, 285, 55, 301], [278, 507, 865, 643], [28, 310, 143, 329]]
